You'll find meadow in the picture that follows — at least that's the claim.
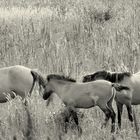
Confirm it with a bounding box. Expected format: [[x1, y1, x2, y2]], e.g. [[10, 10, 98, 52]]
[[0, 0, 140, 139]]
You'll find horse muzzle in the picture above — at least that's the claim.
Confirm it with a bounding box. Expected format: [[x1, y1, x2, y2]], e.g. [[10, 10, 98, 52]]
[[43, 91, 52, 100]]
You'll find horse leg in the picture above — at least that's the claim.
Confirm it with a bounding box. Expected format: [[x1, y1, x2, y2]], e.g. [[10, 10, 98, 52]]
[[126, 104, 133, 124], [107, 101, 116, 133], [100, 104, 116, 133], [109, 107, 116, 133], [100, 107, 111, 128], [64, 116, 69, 133], [116, 102, 123, 129], [63, 108, 71, 133], [70, 108, 82, 135]]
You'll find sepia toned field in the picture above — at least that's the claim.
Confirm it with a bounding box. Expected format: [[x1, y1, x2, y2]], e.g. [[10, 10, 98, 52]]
[[0, 0, 140, 139]]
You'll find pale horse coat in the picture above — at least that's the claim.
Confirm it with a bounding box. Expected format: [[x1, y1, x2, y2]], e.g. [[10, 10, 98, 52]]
[[0, 65, 34, 103]]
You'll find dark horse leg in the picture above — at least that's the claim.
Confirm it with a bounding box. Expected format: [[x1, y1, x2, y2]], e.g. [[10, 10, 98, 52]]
[[116, 102, 123, 129], [105, 97, 116, 133], [69, 108, 82, 136], [108, 106, 116, 133], [116, 102, 133, 129], [126, 104, 133, 124], [100, 104, 116, 133], [101, 108, 111, 128], [64, 107, 82, 136], [107, 102, 116, 133], [63, 108, 71, 133], [63, 107, 80, 133], [102, 95, 116, 133]]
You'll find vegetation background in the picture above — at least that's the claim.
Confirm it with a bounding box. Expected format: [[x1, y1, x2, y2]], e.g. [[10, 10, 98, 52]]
[[0, 0, 140, 139]]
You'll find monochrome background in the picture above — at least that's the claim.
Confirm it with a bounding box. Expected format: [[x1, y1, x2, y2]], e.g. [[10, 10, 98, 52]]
[[0, 0, 139, 139]]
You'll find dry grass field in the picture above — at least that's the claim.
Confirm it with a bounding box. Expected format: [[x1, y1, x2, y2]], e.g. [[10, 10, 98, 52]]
[[0, 0, 140, 139]]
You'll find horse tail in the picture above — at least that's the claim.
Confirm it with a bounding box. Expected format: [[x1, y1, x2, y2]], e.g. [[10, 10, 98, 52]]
[[29, 70, 46, 96], [29, 71, 37, 96], [112, 83, 130, 91], [107, 86, 116, 107]]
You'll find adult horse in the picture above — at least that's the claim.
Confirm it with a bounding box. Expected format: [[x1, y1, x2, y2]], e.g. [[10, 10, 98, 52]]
[[0, 65, 38, 103], [83, 70, 135, 128], [31, 71, 130, 133]]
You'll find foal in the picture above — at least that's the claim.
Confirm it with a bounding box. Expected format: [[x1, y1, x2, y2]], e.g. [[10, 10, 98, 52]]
[[31, 71, 130, 133], [83, 70, 134, 128]]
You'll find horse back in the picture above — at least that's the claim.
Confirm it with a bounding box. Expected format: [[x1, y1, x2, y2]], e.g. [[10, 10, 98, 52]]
[[88, 80, 115, 106], [91, 80, 112, 94], [80, 80, 113, 102], [7, 65, 33, 96]]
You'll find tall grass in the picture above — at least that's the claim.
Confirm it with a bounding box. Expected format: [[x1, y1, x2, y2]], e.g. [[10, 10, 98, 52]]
[[0, 0, 140, 139]]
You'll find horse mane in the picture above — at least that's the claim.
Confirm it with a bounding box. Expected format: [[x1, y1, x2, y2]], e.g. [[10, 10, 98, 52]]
[[82, 70, 107, 82], [31, 71, 46, 87], [83, 70, 131, 83], [47, 74, 76, 82], [30, 71, 46, 96], [110, 72, 131, 82]]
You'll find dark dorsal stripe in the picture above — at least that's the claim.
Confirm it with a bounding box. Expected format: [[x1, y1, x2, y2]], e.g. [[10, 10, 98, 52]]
[[47, 74, 76, 82]]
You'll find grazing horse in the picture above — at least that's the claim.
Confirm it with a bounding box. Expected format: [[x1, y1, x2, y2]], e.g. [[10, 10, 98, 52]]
[[83, 70, 134, 128], [0, 65, 36, 103], [31, 71, 130, 133]]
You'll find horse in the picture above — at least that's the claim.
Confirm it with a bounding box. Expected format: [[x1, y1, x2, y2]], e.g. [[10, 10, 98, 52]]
[[82, 70, 135, 129], [31, 71, 130, 133], [0, 65, 37, 103]]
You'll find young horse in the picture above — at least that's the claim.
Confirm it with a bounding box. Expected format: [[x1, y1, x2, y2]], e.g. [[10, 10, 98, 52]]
[[83, 70, 134, 128], [0, 65, 37, 103], [31, 71, 130, 133]]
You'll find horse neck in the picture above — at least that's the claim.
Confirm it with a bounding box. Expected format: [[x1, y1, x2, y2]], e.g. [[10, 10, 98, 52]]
[[50, 80, 74, 97]]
